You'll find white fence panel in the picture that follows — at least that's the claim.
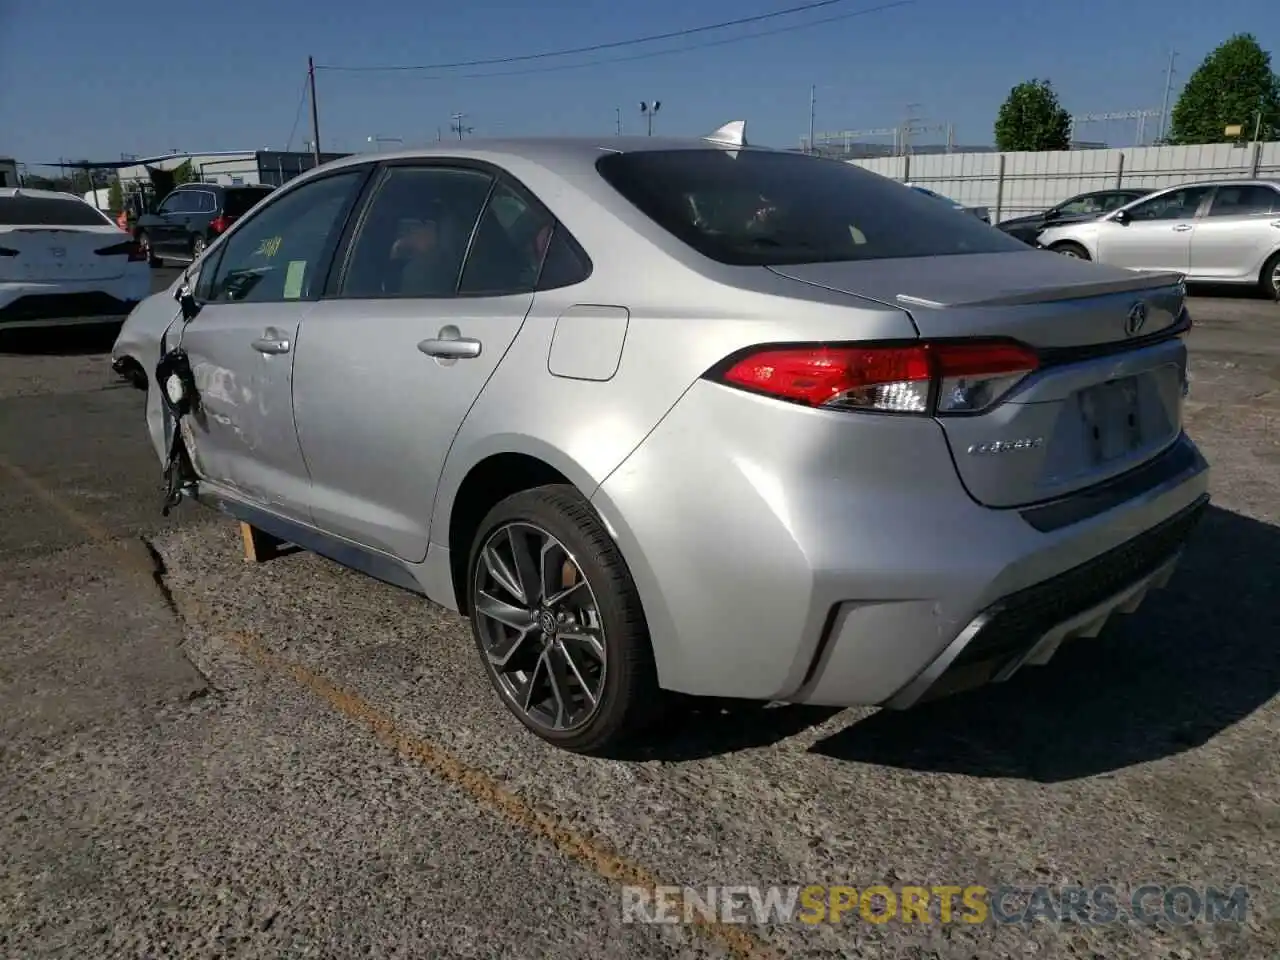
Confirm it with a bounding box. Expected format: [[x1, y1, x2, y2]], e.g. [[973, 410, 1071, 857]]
[[850, 141, 1280, 222]]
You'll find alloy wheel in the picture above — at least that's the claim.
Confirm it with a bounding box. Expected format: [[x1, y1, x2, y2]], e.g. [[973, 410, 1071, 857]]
[[193, 236, 206, 256], [1057, 247, 1082, 258], [472, 522, 607, 733], [1271, 261, 1280, 298]]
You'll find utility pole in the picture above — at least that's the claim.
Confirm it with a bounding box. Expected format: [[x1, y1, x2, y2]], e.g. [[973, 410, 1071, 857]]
[[450, 112, 472, 140], [615, 107, 622, 135], [808, 85, 816, 154], [1157, 49, 1177, 142], [307, 56, 322, 164]]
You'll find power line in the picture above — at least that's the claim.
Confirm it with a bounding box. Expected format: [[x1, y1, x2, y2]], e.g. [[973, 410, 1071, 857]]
[[316, 0, 911, 72], [318, 2, 913, 84], [284, 72, 310, 153]]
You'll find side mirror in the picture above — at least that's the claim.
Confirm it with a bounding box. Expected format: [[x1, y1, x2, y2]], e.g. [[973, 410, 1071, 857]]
[[173, 283, 201, 323], [1112, 209, 1130, 225], [1042, 209, 1062, 223]]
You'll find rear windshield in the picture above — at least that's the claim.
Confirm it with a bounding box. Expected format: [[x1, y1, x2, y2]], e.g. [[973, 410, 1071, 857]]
[[0, 196, 111, 227], [222, 187, 272, 218], [595, 149, 1023, 266]]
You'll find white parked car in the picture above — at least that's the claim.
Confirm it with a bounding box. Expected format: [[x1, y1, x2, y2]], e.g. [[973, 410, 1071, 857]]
[[0, 187, 151, 332], [1036, 179, 1280, 299]]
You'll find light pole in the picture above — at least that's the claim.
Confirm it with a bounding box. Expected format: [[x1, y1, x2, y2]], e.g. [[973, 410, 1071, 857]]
[[367, 135, 403, 152], [639, 101, 661, 136]]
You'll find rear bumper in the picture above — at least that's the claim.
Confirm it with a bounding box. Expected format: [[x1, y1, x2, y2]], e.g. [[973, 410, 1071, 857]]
[[0, 276, 148, 330], [592, 378, 1210, 707], [884, 492, 1206, 708]]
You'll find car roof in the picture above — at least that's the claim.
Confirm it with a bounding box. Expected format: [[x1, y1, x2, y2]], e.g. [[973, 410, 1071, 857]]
[[0, 186, 91, 203], [315, 135, 780, 176]]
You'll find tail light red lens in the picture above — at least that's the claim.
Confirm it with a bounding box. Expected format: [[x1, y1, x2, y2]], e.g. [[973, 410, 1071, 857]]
[[96, 240, 147, 262], [710, 341, 1039, 416], [210, 215, 230, 234]]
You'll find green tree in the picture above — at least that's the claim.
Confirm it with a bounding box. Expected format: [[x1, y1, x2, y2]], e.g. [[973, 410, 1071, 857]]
[[107, 177, 124, 214], [994, 79, 1072, 151], [170, 159, 196, 185], [1168, 34, 1280, 144]]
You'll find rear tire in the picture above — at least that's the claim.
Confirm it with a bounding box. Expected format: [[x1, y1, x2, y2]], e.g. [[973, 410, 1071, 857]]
[[1261, 250, 1280, 301], [192, 234, 207, 260], [1050, 241, 1090, 260], [466, 484, 664, 756]]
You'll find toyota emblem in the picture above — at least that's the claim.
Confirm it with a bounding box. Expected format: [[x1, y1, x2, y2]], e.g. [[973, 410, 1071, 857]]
[[1125, 301, 1148, 338]]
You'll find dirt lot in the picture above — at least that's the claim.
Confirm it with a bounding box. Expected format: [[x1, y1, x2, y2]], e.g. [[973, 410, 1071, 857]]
[[1, 275, 1277, 958]]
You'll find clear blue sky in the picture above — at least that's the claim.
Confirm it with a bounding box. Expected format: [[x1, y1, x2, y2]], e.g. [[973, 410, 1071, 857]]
[[0, 0, 1275, 166]]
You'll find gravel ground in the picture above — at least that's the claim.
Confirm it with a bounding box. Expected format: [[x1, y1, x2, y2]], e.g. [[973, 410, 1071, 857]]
[[0, 279, 1277, 958]]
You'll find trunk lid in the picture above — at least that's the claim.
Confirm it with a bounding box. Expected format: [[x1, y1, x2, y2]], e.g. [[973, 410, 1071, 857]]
[[769, 251, 1190, 509], [0, 225, 131, 282]]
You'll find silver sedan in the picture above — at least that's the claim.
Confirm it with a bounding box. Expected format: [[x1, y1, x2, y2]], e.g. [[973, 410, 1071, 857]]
[[1037, 179, 1280, 298], [115, 128, 1208, 754]]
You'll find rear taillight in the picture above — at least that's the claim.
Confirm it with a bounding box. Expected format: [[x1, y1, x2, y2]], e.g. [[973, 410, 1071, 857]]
[[96, 240, 147, 262], [709, 340, 1040, 416], [210, 215, 230, 234], [0, 247, 17, 257]]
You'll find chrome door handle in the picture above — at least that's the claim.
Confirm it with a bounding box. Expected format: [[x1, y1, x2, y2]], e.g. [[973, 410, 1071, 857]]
[[417, 337, 482, 359], [252, 336, 291, 355], [1172, 224, 1193, 232]]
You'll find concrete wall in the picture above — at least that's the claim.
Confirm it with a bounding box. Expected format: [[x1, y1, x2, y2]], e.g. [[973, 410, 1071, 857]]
[[850, 141, 1280, 222]]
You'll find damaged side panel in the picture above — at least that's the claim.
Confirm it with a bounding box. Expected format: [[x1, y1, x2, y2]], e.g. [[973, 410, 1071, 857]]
[[171, 301, 314, 524]]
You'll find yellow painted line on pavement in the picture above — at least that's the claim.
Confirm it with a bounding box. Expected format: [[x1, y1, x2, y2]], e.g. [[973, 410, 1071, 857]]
[[0, 462, 776, 959], [219, 624, 777, 959], [0, 454, 117, 543]]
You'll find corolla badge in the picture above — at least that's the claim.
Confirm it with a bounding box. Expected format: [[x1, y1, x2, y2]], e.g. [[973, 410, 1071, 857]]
[[967, 438, 1044, 455], [1125, 300, 1148, 337]]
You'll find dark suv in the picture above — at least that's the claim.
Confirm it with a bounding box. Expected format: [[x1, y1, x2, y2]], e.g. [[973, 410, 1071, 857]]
[[134, 182, 274, 267]]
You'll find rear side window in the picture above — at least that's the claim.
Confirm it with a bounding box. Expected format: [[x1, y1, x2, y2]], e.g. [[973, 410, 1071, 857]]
[[596, 149, 1025, 266], [458, 180, 553, 296], [1206, 185, 1279, 217], [537, 227, 591, 289], [223, 187, 272, 218], [0, 196, 111, 226]]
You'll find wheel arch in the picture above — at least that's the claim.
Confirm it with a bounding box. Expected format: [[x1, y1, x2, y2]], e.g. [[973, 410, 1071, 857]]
[[442, 439, 599, 616]]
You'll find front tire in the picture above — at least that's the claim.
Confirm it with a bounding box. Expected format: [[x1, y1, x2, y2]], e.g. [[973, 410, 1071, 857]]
[[466, 484, 663, 755], [1050, 241, 1090, 260]]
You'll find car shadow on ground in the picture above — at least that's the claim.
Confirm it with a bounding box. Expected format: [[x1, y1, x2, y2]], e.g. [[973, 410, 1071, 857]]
[[1190, 282, 1275, 301], [617, 699, 843, 762], [806, 505, 1280, 782], [0, 323, 123, 357]]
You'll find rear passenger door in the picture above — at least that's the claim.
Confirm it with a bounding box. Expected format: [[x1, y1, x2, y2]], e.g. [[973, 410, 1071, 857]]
[[1187, 183, 1280, 282], [292, 163, 554, 561]]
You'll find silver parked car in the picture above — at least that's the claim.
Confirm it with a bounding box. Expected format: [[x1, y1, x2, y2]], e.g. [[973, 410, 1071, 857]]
[[1037, 179, 1280, 298], [115, 128, 1209, 755]]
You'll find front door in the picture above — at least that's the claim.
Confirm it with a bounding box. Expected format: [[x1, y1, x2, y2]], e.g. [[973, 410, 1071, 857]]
[[176, 166, 371, 520], [293, 165, 553, 561], [1097, 184, 1212, 273]]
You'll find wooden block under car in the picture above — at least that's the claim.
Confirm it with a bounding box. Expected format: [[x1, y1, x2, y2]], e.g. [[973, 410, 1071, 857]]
[[239, 522, 287, 563]]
